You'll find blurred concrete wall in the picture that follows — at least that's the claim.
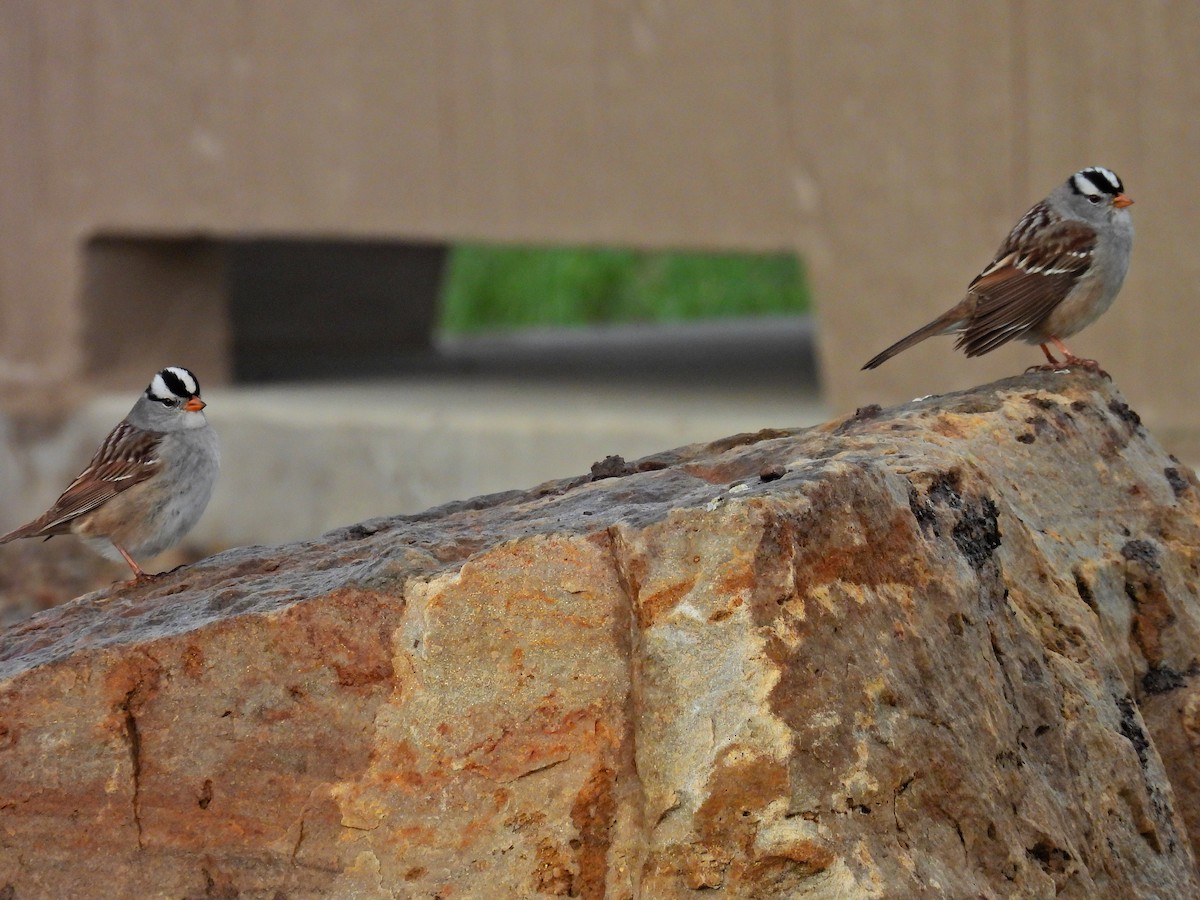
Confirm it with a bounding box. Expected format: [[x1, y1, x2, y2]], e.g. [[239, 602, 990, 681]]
[[2, 2, 1198, 452]]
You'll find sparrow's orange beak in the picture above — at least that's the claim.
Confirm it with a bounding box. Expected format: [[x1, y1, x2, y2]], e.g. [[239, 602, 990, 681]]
[[184, 396, 206, 412], [1113, 193, 1134, 208]]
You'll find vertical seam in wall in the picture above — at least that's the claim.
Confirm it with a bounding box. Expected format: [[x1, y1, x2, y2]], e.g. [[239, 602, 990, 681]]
[[1010, 0, 1029, 201], [770, 0, 808, 253]]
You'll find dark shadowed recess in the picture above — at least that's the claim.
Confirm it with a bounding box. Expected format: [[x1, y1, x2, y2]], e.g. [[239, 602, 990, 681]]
[[82, 236, 819, 389]]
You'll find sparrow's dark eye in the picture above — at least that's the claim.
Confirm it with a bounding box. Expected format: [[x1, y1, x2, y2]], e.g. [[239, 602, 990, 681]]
[[1087, 195, 1103, 204], [159, 397, 181, 407]]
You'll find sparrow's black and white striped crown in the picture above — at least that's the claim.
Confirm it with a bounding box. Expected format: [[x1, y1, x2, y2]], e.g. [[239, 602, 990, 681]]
[[146, 366, 200, 403], [1069, 166, 1124, 199]]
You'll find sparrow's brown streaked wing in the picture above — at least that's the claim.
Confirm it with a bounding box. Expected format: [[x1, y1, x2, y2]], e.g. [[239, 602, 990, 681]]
[[0, 423, 163, 541], [958, 215, 1097, 357]]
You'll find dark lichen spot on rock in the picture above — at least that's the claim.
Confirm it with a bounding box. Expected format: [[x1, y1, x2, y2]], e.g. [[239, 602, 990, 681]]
[[1029, 397, 1058, 411], [952, 497, 1002, 572], [1116, 695, 1152, 769], [1073, 570, 1096, 611], [341, 523, 378, 540], [908, 485, 939, 536], [1143, 666, 1186, 695], [1016, 433, 1035, 444], [911, 473, 1000, 567], [1026, 840, 1072, 874], [1070, 400, 1088, 412], [927, 470, 964, 509], [1121, 540, 1160, 570], [1164, 467, 1189, 499], [1108, 399, 1143, 432], [835, 405, 882, 434], [759, 465, 785, 483]]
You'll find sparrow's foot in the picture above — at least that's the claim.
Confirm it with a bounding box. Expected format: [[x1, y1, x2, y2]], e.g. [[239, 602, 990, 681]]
[[1062, 355, 1111, 379], [1025, 357, 1109, 380], [1025, 362, 1071, 375], [115, 570, 166, 588]]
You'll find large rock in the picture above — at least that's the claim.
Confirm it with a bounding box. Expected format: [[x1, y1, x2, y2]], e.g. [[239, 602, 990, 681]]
[[2, 371, 1200, 898]]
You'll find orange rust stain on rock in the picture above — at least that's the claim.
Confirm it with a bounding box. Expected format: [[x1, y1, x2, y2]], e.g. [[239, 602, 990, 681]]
[[533, 836, 576, 896], [332, 660, 392, 689], [278, 589, 401, 694], [695, 746, 789, 851], [792, 500, 926, 591], [682, 747, 835, 893], [505, 808, 547, 831], [99, 654, 164, 740], [708, 596, 744, 623], [930, 417, 968, 439], [458, 811, 500, 849], [257, 705, 296, 725], [647, 844, 729, 890], [381, 768, 426, 790], [686, 849, 730, 889], [782, 839, 837, 870], [718, 565, 757, 597], [613, 548, 647, 604], [515, 744, 572, 775], [747, 840, 836, 877], [456, 705, 609, 783], [637, 577, 696, 628], [391, 824, 438, 846], [373, 741, 426, 790], [180, 643, 206, 679], [570, 764, 617, 900], [101, 653, 164, 703], [1123, 544, 1174, 667]]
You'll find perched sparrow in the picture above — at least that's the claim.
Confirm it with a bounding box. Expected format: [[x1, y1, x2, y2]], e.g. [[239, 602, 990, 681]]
[[0, 366, 219, 582], [863, 167, 1134, 372]]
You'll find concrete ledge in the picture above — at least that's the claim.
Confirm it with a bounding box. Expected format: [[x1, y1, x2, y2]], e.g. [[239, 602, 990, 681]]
[[432, 316, 820, 385], [0, 323, 826, 555]]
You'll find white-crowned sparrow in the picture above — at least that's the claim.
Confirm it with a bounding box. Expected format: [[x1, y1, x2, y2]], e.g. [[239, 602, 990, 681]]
[[863, 167, 1134, 371], [0, 366, 219, 582]]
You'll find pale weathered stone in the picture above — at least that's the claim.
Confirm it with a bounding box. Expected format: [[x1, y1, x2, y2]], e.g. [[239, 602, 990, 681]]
[[2, 371, 1199, 897]]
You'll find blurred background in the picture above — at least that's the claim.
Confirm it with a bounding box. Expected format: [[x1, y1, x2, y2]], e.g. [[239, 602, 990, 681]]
[[2, 2, 1198, 613]]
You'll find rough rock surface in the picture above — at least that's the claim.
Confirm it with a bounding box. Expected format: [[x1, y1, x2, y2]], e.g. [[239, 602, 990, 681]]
[[2, 372, 1200, 898], [0, 541, 206, 628]]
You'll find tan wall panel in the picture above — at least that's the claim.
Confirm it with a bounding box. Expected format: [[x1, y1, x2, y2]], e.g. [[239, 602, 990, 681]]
[[828, 2, 1200, 445], [795, 1, 1023, 407], [0, 1, 84, 385], [44, 1, 802, 247], [2, 0, 1199, 454], [1020, 2, 1200, 435], [431, 2, 610, 242], [587, 0, 800, 251]]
